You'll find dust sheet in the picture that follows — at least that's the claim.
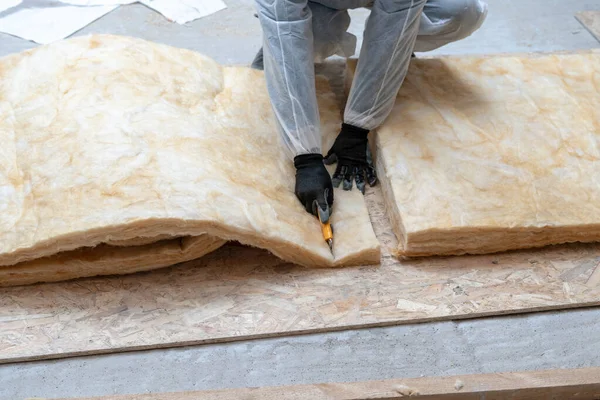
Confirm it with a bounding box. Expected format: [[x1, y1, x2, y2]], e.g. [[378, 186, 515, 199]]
[[0, 1, 227, 44], [0, 35, 380, 286]]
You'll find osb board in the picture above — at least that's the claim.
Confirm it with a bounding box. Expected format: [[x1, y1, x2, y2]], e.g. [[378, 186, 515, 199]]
[[577, 11, 600, 42], [1, 185, 600, 364], [59, 367, 600, 400]]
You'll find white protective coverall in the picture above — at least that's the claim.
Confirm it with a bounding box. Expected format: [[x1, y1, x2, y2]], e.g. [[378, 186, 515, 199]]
[[252, 0, 488, 159]]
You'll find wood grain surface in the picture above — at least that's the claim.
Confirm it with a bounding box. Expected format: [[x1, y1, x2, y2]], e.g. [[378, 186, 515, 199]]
[[58, 367, 600, 400]]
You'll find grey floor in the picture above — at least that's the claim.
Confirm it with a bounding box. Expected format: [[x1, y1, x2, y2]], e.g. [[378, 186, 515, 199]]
[[1, 0, 600, 399], [2, 308, 600, 399], [1, 0, 599, 59]]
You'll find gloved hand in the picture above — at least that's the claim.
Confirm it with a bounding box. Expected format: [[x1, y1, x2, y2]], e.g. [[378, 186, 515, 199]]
[[294, 153, 334, 222], [324, 123, 377, 193]]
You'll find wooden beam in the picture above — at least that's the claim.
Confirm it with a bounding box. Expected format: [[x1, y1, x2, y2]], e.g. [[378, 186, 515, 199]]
[[56, 367, 600, 400]]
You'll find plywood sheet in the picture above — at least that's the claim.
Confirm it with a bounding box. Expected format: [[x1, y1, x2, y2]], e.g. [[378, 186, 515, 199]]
[[1, 182, 600, 363], [577, 11, 600, 42], [368, 50, 600, 257], [0, 34, 379, 287], [60, 367, 600, 400]]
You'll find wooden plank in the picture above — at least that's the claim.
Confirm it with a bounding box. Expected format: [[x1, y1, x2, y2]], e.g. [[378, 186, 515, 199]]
[[57, 367, 600, 400], [576, 11, 600, 43], [2, 51, 600, 364]]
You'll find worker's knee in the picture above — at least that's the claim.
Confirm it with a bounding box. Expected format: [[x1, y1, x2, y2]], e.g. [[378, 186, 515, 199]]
[[453, 0, 487, 37], [431, 0, 487, 39], [415, 0, 487, 51]]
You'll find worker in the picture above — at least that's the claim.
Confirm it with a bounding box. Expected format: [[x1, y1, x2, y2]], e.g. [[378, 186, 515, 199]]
[[252, 0, 487, 223]]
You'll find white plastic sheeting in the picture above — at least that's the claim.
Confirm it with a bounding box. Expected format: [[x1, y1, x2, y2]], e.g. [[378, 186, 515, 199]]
[[0, 0, 227, 44]]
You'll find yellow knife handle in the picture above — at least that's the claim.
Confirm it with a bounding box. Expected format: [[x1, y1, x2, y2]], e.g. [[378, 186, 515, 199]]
[[314, 200, 334, 248], [320, 220, 333, 242]]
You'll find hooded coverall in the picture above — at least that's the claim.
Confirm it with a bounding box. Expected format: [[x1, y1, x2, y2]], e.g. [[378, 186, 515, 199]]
[[253, 0, 487, 220]]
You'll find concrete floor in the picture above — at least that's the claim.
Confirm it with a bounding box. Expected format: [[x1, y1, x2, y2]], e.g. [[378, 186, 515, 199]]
[[3, 308, 600, 399], [1, 0, 599, 59], [0, 0, 600, 399]]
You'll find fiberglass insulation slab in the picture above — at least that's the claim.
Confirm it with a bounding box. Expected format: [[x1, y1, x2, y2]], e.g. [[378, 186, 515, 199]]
[[349, 51, 600, 256], [0, 35, 380, 286]]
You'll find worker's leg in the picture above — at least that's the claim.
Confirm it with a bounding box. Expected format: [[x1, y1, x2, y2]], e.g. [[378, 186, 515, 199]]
[[251, 2, 357, 70], [414, 0, 487, 52]]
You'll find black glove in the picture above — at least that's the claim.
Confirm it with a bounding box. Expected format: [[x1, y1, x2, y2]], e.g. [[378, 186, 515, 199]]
[[294, 153, 334, 222], [324, 123, 377, 193]]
